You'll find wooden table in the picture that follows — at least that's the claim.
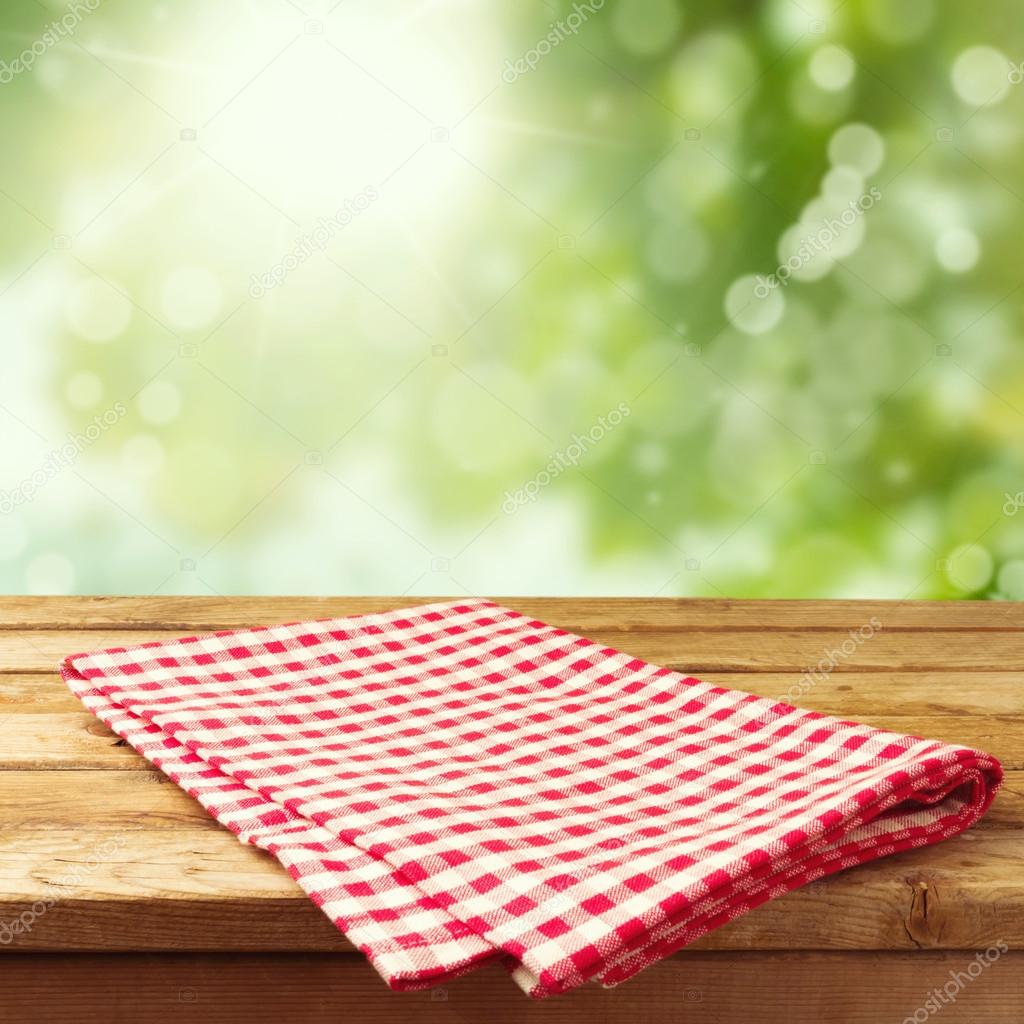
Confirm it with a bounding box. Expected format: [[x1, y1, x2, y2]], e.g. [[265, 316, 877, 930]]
[[1, 597, 1022, 1023]]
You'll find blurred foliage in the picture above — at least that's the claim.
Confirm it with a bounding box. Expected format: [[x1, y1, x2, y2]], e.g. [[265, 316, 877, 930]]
[[0, 0, 1022, 598]]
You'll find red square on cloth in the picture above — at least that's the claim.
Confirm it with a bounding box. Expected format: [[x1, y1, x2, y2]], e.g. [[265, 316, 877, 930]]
[[61, 600, 1001, 997]]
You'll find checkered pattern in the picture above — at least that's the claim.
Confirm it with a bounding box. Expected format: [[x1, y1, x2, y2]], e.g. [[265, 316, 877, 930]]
[[60, 599, 1002, 997]]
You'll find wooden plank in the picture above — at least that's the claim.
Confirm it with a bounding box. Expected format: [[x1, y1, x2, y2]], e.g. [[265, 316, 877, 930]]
[[0, 596, 1019, 632], [0, 771, 222, 830], [3, 664, 1018, 768], [5, 627, 1024, 673], [0, 829, 346, 952], [0, 674, 77, 711], [981, 773, 1024, 827], [1, 597, 1018, 975], [1, 708, 1018, 771], [734, 672, 1024, 716], [1, 828, 1020, 953], [0, 713, 144, 769], [0, 951, 1021, 1024], [6, 671, 1023, 717], [2, 767, 1020, 831]]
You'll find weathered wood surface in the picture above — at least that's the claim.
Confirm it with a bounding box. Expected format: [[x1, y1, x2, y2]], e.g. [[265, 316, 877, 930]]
[[0, 598, 1020, 1021], [4, 627, 1024, 673], [0, 595, 1018, 630]]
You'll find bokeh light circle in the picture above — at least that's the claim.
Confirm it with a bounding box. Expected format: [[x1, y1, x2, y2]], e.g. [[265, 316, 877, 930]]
[[821, 165, 866, 203], [997, 560, 1024, 600], [946, 543, 994, 592], [935, 228, 980, 273], [613, 0, 682, 56], [725, 275, 785, 334], [828, 123, 885, 175], [951, 46, 1011, 107], [670, 32, 758, 123], [809, 45, 855, 91]]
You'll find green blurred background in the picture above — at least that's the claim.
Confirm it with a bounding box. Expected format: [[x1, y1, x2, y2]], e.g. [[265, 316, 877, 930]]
[[1, 0, 1022, 599]]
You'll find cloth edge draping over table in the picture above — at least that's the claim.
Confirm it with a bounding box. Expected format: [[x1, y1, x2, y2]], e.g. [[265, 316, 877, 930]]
[[60, 600, 1003, 997]]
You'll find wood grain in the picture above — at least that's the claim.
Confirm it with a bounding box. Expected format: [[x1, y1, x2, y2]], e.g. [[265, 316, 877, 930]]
[[7, 670, 1024, 716], [0, 595, 1020, 630], [1, 951, 1020, 1024], [3, 672, 1020, 767], [1, 709, 1019, 770], [0, 596, 1019, 1024], [5, 768, 1024, 831], [5, 627, 1024, 673], [1, 827, 1020, 952]]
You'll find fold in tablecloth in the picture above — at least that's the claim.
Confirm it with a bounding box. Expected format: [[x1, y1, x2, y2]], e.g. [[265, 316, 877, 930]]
[[61, 599, 1002, 996]]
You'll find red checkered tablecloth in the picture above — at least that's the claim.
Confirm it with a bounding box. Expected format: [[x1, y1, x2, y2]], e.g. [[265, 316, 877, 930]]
[[61, 600, 1002, 996]]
